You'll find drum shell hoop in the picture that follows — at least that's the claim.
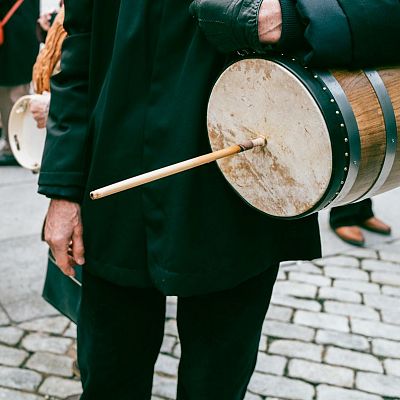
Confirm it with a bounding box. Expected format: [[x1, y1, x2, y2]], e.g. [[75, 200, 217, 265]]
[[355, 69, 398, 201], [312, 70, 361, 208], [259, 56, 350, 219]]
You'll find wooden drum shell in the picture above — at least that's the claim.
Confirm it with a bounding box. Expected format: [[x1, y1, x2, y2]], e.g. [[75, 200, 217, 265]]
[[207, 58, 400, 219]]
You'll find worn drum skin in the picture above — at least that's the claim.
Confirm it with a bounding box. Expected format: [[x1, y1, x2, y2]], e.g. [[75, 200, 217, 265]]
[[8, 94, 47, 172], [207, 57, 400, 219]]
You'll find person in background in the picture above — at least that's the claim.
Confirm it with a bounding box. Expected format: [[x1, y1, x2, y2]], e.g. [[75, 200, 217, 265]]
[[30, 6, 66, 129], [0, 0, 39, 165], [330, 199, 391, 247]]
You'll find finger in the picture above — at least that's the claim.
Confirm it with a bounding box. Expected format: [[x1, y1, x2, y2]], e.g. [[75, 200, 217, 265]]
[[49, 237, 75, 272], [72, 225, 85, 265]]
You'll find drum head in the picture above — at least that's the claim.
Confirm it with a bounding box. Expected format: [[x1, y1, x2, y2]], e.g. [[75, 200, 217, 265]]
[[8, 95, 47, 171], [207, 59, 333, 218]]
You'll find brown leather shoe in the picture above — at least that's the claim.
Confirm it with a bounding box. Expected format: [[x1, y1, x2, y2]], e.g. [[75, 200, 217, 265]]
[[360, 217, 392, 235], [334, 226, 365, 247]]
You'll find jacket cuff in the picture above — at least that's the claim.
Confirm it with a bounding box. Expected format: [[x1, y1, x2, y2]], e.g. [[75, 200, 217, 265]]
[[278, 0, 305, 49], [38, 185, 84, 204]]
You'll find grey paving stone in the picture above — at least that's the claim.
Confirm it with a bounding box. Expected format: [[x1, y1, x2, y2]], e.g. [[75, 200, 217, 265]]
[[164, 319, 178, 337], [323, 301, 380, 321], [0, 344, 28, 367], [324, 347, 383, 373], [294, 310, 349, 333], [166, 302, 177, 319], [259, 336, 267, 352], [19, 316, 69, 335], [266, 305, 293, 322], [318, 287, 362, 303], [0, 309, 9, 327], [370, 272, 400, 286], [0, 388, 44, 400], [362, 259, 400, 274], [0, 326, 24, 346], [248, 372, 314, 400], [172, 342, 181, 358], [63, 323, 77, 339], [364, 293, 400, 311], [39, 376, 82, 398], [334, 279, 380, 294], [255, 353, 286, 376], [22, 333, 73, 355], [374, 240, 400, 254], [26, 352, 73, 377], [4, 296, 56, 323], [161, 335, 176, 354], [152, 374, 176, 400], [372, 339, 400, 358], [356, 372, 400, 397], [0, 179, 48, 243], [381, 309, 400, 325], [346, 248, 379, 260], [281, 262, 323, 275], [324, 266, 369, 281], [351, 318, 400, 341], [379, 251, 400, 264], [272, 282, 317, 299], [381, 285, 400, 297], [288, 272, 331, 287], [316, 384, 383, 400], [0, 235, 48, 304], [315, 256, 359, 268], [288, 359, 354, 388], [268, 340, 322, 362], [315, 330, 370, 351], [262, 321, 315, 342], [154, 354, 179, 377], [276, 269, 286, 281], [244, 392, 262, 400], [167, 296, 177, 305], [384, 359, 400, 377], [0, 365, 42, 391], [271, 295, 321, 312]]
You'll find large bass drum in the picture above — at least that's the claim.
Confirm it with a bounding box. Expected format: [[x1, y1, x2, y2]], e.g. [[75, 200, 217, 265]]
[[207, 57, 400, 219]]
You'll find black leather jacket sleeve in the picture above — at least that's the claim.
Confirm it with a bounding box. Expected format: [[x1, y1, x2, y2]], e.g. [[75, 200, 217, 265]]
[[190, 0, 400, 67], [297, 0, 400, 66]]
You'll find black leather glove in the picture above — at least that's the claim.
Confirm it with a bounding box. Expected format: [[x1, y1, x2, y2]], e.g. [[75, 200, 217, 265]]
[[189, 0, 264, 53]]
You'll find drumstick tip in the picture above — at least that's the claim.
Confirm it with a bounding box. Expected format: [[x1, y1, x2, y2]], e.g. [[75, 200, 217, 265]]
[[239, 136, 267, 151]]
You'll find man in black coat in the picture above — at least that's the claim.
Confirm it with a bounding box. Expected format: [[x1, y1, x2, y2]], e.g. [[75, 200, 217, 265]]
[[0, 0, 39, 165], [39, 0, 400, 398]]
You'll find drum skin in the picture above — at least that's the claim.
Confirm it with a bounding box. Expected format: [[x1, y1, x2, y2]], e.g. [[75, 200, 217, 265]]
[[207, 58, 400, 219], [8, 94, 47, 172]]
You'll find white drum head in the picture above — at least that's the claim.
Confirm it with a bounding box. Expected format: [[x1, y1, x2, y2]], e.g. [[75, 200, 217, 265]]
[[207, 59, 333, 218], [8, 95, 47, 171]]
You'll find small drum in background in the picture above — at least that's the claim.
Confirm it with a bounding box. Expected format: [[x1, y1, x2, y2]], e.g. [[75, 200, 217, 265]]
[[207, 57, 400, 219], [8, 94, 48, 172]]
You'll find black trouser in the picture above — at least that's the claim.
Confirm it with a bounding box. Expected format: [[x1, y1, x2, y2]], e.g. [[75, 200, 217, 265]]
[[78, 265, 279, 400], [329, 199, 374, 230]]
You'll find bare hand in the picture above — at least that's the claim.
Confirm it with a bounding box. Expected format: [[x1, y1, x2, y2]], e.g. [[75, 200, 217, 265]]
[[258, 0, 282, 44], [30, 97, 49, 129], [37, 13, 52, 32], [44, 199, 85, 276]]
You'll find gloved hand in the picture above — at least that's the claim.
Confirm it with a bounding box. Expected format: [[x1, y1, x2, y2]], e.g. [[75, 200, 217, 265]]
[[189, 0, 265, 53]]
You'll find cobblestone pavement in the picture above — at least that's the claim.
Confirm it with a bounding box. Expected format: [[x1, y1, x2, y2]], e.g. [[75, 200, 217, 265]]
[[1, 243, 400, 399]]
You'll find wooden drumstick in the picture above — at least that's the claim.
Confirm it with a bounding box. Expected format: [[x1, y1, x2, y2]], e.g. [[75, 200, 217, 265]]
[[90, 137, 267, 200]]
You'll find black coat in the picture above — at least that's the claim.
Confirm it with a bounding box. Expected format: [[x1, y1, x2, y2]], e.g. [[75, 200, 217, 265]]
[[0, 0, 39, 86], [39, 0, 399, 296]]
